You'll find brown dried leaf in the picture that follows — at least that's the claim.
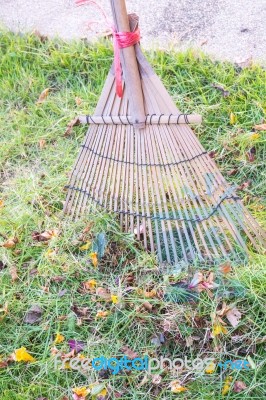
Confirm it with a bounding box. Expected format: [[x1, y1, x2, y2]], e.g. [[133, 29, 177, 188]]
[[233, 381, 247, 393], [226, 306, 242, 327], [211, 83, 230, 97], [219, 262, 232, 274], [228, 168, 238, 176], [37, 88, 49, 104], [254, 123, 266, 131], [64, 117, 80, 137], [0, 302, 8, 321], [2, 237, 19, 248], [24, 304, 43, 324], [121, 345, 138, 359], [39, 139, 46, 149], [96, 287, 111, 301], [75, 97, 82, 106], [10, 266, 18, 282], [246, 147, 256, 162], [142, 301, 153, 312], [32, 229, 59, 242], [33, 29, 48, 42]]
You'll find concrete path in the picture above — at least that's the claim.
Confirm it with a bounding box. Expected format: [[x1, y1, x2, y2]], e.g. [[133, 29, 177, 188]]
[[0, 0, 265, 63]]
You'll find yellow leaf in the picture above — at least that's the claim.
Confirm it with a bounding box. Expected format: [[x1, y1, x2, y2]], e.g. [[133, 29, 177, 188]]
[[0, 199, 4, 208], [90, 252, 98, 268], [45, 248, 58, 259], [222, 376, 233, 396], [170, 380, 188, 393], [98, 388, 107, 397], [79, 241, 91, 251], [73, 387, 90, 397], [96, 310, 109, 319], [205, 361, 216, 374], [37, 88, 49, 104], [144, 289, 157, 298], [250, 132, 260, 140], [212, 322, 228, 336], [84, 279, 97, 290], [111, 294, 119, 304], [54, 333, 65, 344], [13, 347, 36, 362], [230, 112, 236, 125]]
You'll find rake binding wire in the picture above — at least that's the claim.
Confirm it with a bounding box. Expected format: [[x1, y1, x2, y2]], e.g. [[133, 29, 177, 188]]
[[64, 0, 266, 265]]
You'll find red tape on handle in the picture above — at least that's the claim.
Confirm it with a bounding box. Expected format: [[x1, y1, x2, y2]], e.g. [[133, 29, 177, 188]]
[[113, 28, 140, 98]]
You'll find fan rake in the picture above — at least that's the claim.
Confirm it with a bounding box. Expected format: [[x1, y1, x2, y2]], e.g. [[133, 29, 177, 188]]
[[64, 0, 266, 264]]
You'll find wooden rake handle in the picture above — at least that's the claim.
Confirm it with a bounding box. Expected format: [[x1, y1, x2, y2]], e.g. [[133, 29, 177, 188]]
[[110, 0, 146, 129]]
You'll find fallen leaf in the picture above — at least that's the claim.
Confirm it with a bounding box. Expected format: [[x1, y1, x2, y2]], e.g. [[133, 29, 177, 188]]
[[0, 199, 4, 208], [33, 29, 48, 42], [250, 132, 260, 140], [142, 301, 153, 312], [246, 147, 256, 162], [96, 310, 109, 319], [170, 380, 187, 393], [37, 88, 49, 104], [152, 374, 162, 385], [237, 180, 251, 191], [230, 112, 236, 125], [121, 345, 138, 359], [83, 279, 97, 292], [226, 307, 241, 327], [96, 287, 111, 301], [72, 387, 90, 400], [2, 237, 19, 248], [0, 302, 8, 321], [79, 241, 91, 251], [219, 262, 232, 274], [144, 289, 157, 298], [228, 168, 238, 176], [39, 139, 46, 149], [32, 229, 59, 241], [111, 294, 119, 304], [68, 339, 85, 353], [90, 252, 98, 268], [211, 83, 230, 98], [45, 248, 58, 260], [71, 305, 90, 318], [253, 123, 266, 131], [64, 117, 80, 137], [222, 376, 233, 396], [212, 322, 228, 336], [24, 304, 43, 324], [10, 266, 18, 282], [208, 150, 217, 159], [234, 380, 247, 393], [51, 276, 65, 283], [13, 347, 36, 362], [54, 333, 65, 344], [75, 97, 82, 106], [205, 361, 216, 374]]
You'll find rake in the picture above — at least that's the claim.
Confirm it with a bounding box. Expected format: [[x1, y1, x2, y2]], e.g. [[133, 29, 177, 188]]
[[64, 0, 266, 264]]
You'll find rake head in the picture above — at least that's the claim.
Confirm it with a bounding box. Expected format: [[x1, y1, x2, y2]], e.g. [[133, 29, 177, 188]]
[[64, 5, 266, 265]]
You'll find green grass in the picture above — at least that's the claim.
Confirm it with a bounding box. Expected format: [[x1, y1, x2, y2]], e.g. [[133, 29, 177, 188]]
[[0, 30, 266, 399]]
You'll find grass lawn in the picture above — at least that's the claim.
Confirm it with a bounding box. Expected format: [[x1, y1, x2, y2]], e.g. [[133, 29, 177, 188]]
[[0, 31, 265, 399]]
